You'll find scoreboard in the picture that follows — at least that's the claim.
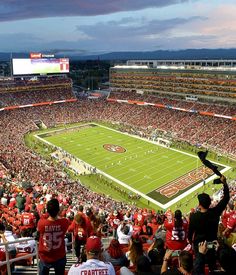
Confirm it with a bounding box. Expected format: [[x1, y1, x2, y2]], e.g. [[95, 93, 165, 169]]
[[12, 56, 69, 75]]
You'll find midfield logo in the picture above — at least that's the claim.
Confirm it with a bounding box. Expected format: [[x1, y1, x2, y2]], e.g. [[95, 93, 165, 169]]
[[103, 144, 126, 153]]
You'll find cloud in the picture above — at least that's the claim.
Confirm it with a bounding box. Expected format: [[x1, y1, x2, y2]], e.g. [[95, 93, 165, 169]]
[[0, 33, 41, 52], [76, 16, 206, 40], [1, 3, 235, 53], [73, 16, 207, 51], [0, 16, 208, 53], [0, 0, 189, 22]]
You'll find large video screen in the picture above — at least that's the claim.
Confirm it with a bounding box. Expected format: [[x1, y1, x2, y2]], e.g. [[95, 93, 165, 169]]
[[12, 58, 69, 75]]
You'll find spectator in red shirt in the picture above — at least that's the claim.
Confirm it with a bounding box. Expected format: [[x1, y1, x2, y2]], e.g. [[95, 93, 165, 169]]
[[8, 195, 16, 209], [76, 206, 94, 237], [37, 199, 45, 217], [68, 213, 89, 260], [37, 198, 69, 275], [133, 220, 142, 237], [108, 210, 123, 238], [134, 210, 144, 226], [164, 210, 188, 251], [20, 209, 36, 234], [221, 203, 234, 229], [223, 210, 236, 245]]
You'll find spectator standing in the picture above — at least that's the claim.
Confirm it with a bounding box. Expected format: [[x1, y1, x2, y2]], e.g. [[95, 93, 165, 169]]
[[16, 192, 26, 213], [68, 236, 115, 275], [37, 198, 69, 275], [164, 210, 188, 251], [68, 213, 89, 260], [222, 203, 236, 246], [20, 209, 36, 234], [1, 194, 8, 206], [117, 222, 133, 246], [188, 175, 230, 272], [0, 185, 5, 198], [108, 210, 123, 238]]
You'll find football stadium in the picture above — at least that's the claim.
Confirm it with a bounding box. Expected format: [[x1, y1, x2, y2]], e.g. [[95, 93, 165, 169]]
[[0, 55, 236, 274]]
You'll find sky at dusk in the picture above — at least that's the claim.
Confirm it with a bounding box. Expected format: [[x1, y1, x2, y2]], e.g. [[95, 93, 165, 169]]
[[0, 0, 235, 55]]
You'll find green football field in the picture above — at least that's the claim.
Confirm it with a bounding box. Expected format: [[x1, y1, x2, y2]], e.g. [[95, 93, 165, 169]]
[[37, 123, 224, 208]]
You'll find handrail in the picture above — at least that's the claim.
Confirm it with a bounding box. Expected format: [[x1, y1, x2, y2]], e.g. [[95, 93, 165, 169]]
[[0, 233, 74, 274], [0, 237, 39, 275]]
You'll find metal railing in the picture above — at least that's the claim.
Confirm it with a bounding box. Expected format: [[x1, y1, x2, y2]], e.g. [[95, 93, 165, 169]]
[[0, 237, 39, 275], [0, 233, 74, 275]]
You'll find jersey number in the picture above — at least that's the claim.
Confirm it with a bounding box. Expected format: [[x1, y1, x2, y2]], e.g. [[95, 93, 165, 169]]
[[171, 228, 185, 241], [43, 232, 63, 251]]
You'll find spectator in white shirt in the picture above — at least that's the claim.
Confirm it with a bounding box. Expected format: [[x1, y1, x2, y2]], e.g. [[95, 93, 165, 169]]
[[117, 222, 133, 245], [0, 223, 16, 257], [68, 236, 115, 275]]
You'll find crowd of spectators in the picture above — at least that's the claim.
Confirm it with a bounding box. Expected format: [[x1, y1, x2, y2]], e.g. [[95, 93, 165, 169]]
[[0, 77, 74, 107], [0, 98, 235, 182], [0, 176, 235, 274], [109, 90, 236, 117], [0, 79, 235, 274]]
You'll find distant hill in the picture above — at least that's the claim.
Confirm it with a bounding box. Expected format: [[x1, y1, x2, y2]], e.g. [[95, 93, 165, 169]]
[[75, 48, 236, 61], [0, 49, 236, 61]]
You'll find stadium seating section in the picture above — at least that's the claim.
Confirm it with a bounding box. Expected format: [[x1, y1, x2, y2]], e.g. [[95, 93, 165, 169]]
[[0, 77, 235, 274]]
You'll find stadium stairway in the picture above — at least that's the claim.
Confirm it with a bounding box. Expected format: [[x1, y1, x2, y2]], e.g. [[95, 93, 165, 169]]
[[12, 252, 75, 275]]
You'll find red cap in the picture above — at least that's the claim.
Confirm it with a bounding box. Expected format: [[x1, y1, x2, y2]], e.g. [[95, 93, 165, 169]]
[[86, 236, 102, 253]]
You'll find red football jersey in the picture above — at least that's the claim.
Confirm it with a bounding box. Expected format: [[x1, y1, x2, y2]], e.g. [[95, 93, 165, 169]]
[[222, 210, 233, 228], [227, 212, 236, 232], [21, 212, 36, 229], [68, 220, 88, 242], [133, 224, 142, 236], [134, 212, 144, 225], [37, 218, 69, 263], [164, 218, 188, 250]]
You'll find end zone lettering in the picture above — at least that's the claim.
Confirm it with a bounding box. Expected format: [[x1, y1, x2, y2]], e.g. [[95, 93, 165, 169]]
[[156, 166, 213, 198]]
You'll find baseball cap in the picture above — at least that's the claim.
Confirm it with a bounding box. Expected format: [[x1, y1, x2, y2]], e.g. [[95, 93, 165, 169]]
[[198, 193, 211, 209], [86, 236, 102, 253]]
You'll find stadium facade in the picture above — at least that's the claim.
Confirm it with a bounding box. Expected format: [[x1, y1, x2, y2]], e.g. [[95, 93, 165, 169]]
[[110, 59, 236, 103]]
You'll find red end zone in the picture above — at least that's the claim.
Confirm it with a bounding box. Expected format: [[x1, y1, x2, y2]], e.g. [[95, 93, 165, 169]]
[[147, 165, 221, 204]]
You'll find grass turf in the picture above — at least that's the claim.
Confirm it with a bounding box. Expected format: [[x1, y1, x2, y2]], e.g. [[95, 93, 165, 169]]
[[39, 123, 205, 204]]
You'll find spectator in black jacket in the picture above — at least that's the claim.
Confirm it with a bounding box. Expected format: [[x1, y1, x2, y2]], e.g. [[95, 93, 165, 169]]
[[188, 175, 230, 272], [16, 192, 26, 213]]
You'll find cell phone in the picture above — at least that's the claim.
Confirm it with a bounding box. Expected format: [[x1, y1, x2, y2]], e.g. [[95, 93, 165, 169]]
[[172, 250, 181, 257], [206, 242, 216, 249]]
